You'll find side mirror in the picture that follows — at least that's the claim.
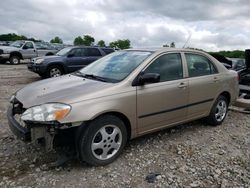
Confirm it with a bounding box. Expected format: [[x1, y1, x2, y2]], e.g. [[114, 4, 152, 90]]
[[22, 45, 28, 50], [138, 73, 160, 85], [67, 53, 74, 58]]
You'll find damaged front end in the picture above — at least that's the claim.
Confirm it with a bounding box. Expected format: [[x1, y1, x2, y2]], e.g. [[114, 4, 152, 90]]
[[7, 97, 75, 151]]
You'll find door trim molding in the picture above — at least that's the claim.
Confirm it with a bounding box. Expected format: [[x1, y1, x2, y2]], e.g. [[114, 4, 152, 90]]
[[138, 98, 214, 118]]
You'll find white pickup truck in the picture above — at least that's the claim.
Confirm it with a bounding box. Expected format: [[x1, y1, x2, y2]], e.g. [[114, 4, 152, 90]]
[[0, 40, 58, 64]]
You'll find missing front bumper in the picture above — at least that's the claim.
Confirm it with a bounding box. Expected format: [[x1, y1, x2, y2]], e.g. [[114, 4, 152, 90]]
[[7, 106, 55, 151]]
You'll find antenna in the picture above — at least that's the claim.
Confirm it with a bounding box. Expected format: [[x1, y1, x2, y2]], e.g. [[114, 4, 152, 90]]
[[183, 32, 192, 48]]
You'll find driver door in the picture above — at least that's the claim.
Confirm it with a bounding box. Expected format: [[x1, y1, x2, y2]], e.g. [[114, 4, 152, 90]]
[[66, 48, 89, 72], [136, 53, 189, 135], [21, 42, 37, 59]]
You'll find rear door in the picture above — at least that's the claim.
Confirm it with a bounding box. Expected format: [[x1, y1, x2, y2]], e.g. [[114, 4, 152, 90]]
[[86, 48, 103, 64], [136, 53, 189, 135], [184, 53, 220, 119]]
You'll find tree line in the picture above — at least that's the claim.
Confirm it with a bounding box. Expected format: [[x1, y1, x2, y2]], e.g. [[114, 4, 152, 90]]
[[73, 35, 130, 49], [0, 33, 131, 49], [0, 33, 41, 42], [0, 33, 246, 57]]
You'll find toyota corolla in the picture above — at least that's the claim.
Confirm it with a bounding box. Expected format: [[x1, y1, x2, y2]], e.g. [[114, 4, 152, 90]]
[[8, 48, 238, 166]]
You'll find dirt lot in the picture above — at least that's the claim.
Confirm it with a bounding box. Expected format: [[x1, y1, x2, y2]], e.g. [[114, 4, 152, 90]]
[[0, 64, 250, 187]]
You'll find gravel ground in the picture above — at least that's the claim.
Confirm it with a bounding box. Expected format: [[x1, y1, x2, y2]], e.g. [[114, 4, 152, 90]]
[[0, 64, 250, 188]]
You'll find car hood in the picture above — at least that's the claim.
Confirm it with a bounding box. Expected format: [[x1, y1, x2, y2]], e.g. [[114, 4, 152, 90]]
[[0, 46, 19, 51], [34, 55, 64, 62], [15, 74, 114, 108]]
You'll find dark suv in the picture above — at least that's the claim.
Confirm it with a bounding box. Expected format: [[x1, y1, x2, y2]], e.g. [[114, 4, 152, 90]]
[[27, 46, 114, 78]]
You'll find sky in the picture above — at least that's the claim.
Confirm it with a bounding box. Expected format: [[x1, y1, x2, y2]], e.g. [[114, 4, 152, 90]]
[[0, 0, 249, 51]]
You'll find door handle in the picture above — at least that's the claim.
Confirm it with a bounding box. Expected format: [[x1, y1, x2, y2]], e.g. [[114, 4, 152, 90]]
[[178, 82, 187, 88], [213, 76, 220, 82]]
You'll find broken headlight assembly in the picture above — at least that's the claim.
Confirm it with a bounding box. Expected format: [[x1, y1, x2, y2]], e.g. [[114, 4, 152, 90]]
[[21, 103, 71, 122]]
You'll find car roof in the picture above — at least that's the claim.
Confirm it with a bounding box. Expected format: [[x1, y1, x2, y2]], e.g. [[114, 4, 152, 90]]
[[72, 46, 100, 48], [125, 47, 208, 54]]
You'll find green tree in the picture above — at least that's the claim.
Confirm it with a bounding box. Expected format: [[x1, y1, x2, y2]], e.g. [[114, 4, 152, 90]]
[[109, 39, 130, 49], [0, 33, 41, 42], [73, 36, 84, 45], [97, 40, 106, 47], [50, 36, 63, 44], [209, 50, 245, 58], [82, 35, 95, 46]]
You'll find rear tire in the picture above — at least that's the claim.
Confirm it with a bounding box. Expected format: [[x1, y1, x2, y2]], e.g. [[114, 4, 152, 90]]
[[205, 95, 228, 126], [46, 65, 63, 78], [9, 56, 20, 65], [78, 115, 127, 166]]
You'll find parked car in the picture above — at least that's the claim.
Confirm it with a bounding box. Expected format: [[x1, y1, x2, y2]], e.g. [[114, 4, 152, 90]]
[[0, 41, 10, 46], [8, 48, 238, 166], [0, 40, 58, 64], [210, 53, 233, 69], [27, 46, 112, 78], [227, 58, 246, 71]]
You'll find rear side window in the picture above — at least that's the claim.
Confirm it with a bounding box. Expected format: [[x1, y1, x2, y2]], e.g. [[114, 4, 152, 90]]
[[144, 53, 183, 82], [185, 53, 217, 77], [86, 48, 102, 56]]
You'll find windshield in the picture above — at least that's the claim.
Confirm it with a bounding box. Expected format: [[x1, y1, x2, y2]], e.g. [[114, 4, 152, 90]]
[[10, 41, 25, 48], [56, 47, 72, 56], [79, 51, 152, 82]]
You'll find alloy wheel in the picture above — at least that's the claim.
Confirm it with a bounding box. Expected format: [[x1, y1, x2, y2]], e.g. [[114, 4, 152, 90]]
[[91, 125, 122, 160], [215, 100, 227, 122], [50, 68, 61, 77]]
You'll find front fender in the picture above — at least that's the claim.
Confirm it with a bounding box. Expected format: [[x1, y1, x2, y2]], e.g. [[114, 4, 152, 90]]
[[60, 90, 137, 138]]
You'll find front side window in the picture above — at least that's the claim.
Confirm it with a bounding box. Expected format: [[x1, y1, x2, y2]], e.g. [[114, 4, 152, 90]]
[[24, 42, 34, 49], [70, 48, 82, 57], [185, 53, 217, 77], [56, 47, 72, 56], [144, 53, 183, 82]]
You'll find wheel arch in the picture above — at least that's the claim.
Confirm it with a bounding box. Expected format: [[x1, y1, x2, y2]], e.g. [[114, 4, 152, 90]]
[[91, 111, 132, 140], [47, 62, 66, 73], [219, 91, 231, 104], [10, 51, 23, 59]]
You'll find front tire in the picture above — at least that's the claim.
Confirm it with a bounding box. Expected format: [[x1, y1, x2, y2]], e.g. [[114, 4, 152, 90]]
[[206, 95, 228, 126], [9, 56, 20, 65], [78, 115, 127, 166], [47, 65, 63, 78]]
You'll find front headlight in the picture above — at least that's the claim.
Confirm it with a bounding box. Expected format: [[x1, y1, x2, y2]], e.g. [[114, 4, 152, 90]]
[[35, 58, 44, 64], [21, 103, 71, 122]]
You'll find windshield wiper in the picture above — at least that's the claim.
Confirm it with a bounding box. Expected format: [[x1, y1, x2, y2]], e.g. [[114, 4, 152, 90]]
[[73, 71, 108, 82], [82, 73, 109, 82], [73, 70, 85, 77]]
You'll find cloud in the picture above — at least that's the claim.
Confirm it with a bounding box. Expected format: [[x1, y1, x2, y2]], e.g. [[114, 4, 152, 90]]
[[0, 0, 250, 51]]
